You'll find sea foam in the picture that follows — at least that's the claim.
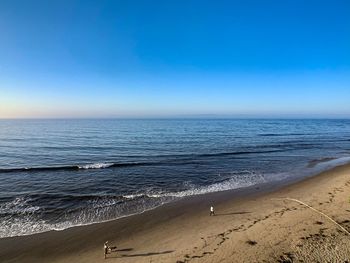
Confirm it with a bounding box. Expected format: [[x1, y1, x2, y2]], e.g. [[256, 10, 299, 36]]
[[78, 163, 114, 169]]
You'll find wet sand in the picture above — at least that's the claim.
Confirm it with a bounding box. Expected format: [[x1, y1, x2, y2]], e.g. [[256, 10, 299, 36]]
[[1, 164, 350, 262]]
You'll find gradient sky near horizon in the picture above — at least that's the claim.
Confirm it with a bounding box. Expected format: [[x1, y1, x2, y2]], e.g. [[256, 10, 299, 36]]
[[0, 0, 349, 118]]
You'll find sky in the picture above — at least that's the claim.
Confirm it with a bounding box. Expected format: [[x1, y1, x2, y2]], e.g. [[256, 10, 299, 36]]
[[0, 0, 349, 118]]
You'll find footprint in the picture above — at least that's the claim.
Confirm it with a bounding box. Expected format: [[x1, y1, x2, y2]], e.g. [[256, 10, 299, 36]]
[[246, 240, 258, 246]]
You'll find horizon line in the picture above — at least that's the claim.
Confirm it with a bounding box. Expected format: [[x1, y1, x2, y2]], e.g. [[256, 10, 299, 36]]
[[1, 116, 350, 120]]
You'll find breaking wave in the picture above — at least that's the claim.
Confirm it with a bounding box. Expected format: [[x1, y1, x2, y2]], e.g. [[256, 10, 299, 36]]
[[78, 163, 114, 169], [0, 170, 272, 238], [0, 143, 318, 174]]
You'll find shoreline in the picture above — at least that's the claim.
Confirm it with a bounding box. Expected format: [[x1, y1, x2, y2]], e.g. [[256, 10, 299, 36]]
[[2, 156, 349, 239], [1, 163, 350, 262]]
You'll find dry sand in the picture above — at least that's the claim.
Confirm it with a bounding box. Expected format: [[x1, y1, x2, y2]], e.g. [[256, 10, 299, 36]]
[[1, 164, 350, 263]]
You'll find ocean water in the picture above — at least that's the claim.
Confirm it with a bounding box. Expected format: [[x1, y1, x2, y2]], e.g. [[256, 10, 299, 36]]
[[0, 119, 350, 238]]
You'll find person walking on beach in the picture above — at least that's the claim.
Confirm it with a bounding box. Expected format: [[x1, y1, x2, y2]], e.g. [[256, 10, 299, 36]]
[[104, 241, 118, 259], [210, 206, 215, 216], [104, 241, 109, 259]]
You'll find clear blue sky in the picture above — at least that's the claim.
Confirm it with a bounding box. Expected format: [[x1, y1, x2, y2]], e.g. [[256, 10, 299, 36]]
[[0, 0, 349, 118]]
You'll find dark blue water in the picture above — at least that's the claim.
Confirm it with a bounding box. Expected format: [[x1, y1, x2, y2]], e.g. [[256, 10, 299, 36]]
[[1, 119, 350, 238]]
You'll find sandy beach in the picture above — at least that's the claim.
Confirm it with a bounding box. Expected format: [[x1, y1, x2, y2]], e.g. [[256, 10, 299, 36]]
[[1, 163, 350, 263]]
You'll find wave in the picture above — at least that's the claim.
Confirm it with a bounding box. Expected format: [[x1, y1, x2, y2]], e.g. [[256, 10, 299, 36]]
[[0, 140, 326, 174], [0, 170, 273, 238], [0, 146, 308, 174], [258, 133, 306, 137], [0, 197, 40, 216], [123, 170, 270, 199], [307, 157, 337, 168], [0, 162, 152, 173], [307, 156, 350, 170], [78, 163, 114, 169], [196, 148, 289, 158], [0, 197, 50, 237]]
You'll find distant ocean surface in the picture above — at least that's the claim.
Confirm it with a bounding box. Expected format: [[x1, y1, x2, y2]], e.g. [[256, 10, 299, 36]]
[[1, 119, 350, 238]]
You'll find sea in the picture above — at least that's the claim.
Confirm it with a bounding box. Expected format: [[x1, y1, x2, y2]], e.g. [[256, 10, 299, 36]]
[[0, 119, 350, 238]]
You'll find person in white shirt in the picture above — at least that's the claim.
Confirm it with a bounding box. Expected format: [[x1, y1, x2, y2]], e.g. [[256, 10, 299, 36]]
[[210, 206, 215, 216], [104, 241, 109, 259], [104, 241, 117, 259]]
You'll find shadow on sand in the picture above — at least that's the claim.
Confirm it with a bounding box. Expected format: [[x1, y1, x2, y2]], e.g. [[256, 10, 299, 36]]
[[121, 250, 174, 257], [215, 211, 251, 216], [107, 249, 174, 258], [115, 248, 133, 252]]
